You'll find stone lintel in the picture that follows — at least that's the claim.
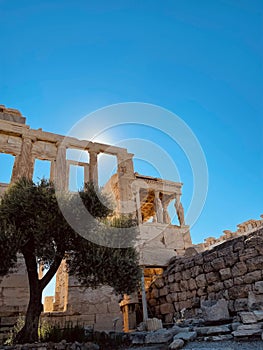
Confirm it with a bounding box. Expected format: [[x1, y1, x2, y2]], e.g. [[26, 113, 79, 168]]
[[0, 120, 128, 157]]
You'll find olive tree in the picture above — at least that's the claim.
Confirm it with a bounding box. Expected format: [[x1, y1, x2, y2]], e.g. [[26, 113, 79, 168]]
[[0, 178, 140, 343]]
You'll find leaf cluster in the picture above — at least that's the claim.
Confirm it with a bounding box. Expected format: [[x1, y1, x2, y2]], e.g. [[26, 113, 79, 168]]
[[0, 178, 141, 294]]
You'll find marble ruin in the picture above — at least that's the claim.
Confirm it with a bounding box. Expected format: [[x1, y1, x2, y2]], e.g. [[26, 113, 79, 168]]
[[0, 105, 262, 339], [0, 105, 192, 336]]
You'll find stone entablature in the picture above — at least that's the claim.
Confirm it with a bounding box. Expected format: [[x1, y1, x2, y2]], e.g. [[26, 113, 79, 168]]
[[0, 110, 134, 199], [0, 105, 26, 125]]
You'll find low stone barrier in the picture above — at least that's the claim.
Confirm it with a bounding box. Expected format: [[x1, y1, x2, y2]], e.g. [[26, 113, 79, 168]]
[[130, 315, 263, 348], [147, 228, 263, 323]]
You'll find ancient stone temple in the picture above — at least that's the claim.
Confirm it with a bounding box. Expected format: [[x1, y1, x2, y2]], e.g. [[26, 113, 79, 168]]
[[1, 105, 262, 340], [0, 105, 192, 337]]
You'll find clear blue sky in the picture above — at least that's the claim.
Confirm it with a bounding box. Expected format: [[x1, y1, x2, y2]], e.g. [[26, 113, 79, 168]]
[[1, 0, 263, 247]]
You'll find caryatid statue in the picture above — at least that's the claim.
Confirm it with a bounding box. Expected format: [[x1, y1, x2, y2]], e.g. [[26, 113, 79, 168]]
[[174, 194, 185, 226], [162, 201, 171, 224], [154, 192, 163, 224]]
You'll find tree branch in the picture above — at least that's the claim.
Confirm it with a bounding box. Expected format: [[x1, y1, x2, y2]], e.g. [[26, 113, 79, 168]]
[[40, 252, 64, 290]]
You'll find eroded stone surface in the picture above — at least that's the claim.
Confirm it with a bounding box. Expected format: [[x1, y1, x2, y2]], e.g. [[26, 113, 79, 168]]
[[173, 331, 197, 341], [145, 328, 174, 344], [169, 339, 184, 349]]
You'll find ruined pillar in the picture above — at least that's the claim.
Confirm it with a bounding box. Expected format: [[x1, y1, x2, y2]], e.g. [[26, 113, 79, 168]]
[[163, 201, 171, 224], [154, 191, 163, 224], [84, 164, 89, 184], [89, 151, 98, 185], [175, 193, 185, 226], [54, 143, 67, 190], [50, 159, 56, 182], [11, 136, 34, 182], [141, 269, 148, 322], [135, 189, 142, 224], [116, 152, 136, 215]]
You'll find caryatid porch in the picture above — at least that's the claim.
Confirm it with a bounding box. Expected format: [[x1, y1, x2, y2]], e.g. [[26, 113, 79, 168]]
[[105, 172, 192, 266]]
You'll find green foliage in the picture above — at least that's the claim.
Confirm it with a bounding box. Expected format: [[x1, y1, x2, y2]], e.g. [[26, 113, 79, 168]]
[[4, 315, 25, 345], [0, 178, 141, 343], [7, 317, 131, 349], [39, 321, 86, 343], [0, 178, 72, 272], [68, 214, 141, 294], [39, 321, 130, 349], [0, 178, 140, 294]]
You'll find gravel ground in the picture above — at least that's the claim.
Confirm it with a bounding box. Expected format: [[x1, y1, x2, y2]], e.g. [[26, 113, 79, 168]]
[[183, 340, 263, 350], [122, 340, 263, 350]]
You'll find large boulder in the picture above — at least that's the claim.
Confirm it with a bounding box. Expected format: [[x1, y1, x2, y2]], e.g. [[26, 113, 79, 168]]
[[201, 299, 230, 323], [145, 328, 173, 344]]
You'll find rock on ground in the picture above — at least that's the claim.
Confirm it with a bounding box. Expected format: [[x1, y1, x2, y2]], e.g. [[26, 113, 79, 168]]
[[183, 340, 263, 350]]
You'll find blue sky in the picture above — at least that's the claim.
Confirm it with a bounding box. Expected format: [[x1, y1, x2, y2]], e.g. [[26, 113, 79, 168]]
[[1, 0, 263, 248]]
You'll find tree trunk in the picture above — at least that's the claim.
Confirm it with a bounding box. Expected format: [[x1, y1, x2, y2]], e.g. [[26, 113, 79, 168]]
[[14, 249, 42, 344], [14, 287, 43, 343], [14, 247, 64, 344]]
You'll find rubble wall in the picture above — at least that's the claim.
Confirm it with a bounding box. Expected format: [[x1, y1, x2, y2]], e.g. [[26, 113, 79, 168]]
[[147, 228, 263, 323]]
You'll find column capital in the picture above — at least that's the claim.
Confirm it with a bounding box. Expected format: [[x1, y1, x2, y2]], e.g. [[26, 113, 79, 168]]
[[56, 141, 67, 149], [22, 135, 36, 143]]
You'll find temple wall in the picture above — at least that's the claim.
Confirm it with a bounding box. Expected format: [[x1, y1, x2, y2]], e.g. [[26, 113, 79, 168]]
[[147, 228, 263, 324], [0, 256, 29, 342], [0, 255, 29, 315], [138, 223, 192, 266], [42, 263, 123, 331], [66, 278, 123, 331], [53, 260, 68, 312]]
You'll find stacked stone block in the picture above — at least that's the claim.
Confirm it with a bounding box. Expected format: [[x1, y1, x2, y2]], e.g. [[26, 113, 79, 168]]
[[147, 228, 263, 323]]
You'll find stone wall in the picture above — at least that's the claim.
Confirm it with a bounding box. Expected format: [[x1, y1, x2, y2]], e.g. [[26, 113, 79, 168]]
[[195, 214, 263, 252], [0, 255, 29, 315], [0, 256, 29, 342], [147, 228, 263, 324], [64, 277, 123, 331]]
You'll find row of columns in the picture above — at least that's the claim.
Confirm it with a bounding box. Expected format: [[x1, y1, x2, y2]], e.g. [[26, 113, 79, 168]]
[[9, 136, 135, 202], [135, 189, 185, 227], [10, 137, 100, 189]]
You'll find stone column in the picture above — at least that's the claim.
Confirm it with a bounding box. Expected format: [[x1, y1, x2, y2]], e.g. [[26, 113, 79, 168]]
[[154, 191, 163, 223], [84, 164, 89, 184], [89, 151, 98, 185], [117, 152, 136, 215], [135, 189, 142, 224], [174, 193, 185, 226], [50, 160, 56, 182], [66, 162, 70, 190], [54, 143, 67, 190], [11, 136, 34, 182], [141, 268, 148, 322], [163, 201, 171, 224]]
